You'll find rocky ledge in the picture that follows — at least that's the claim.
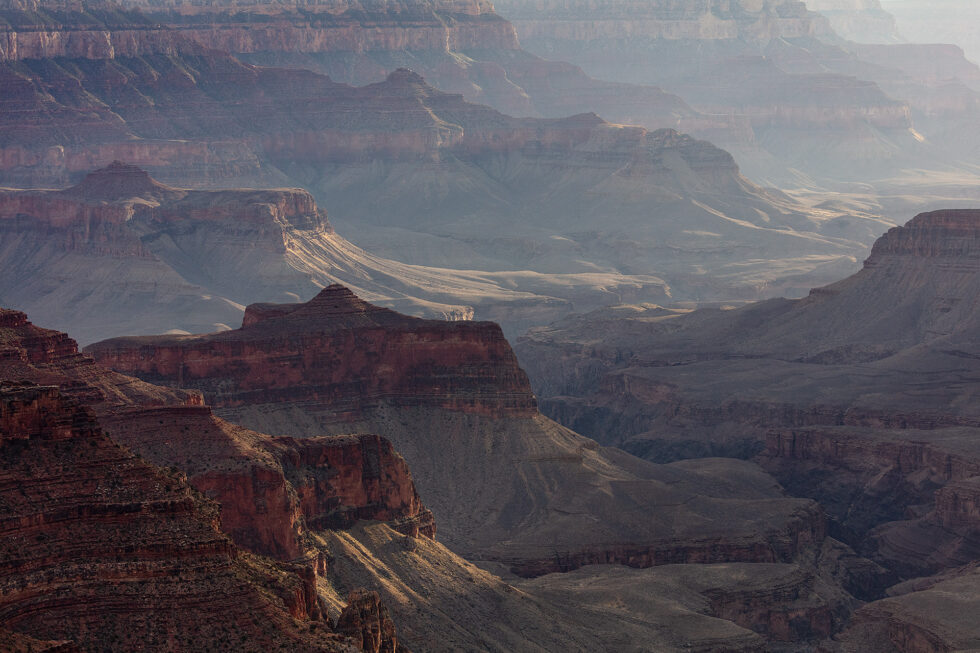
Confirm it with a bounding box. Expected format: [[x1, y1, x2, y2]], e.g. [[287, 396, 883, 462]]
[[89, 288, 838, 583], [1, 303, 435, 568], [0, 383, 359, 651], [87, 284, 539, 419]]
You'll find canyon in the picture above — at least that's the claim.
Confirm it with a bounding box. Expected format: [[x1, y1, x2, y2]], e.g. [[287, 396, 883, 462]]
[[0, 161, 680, 343], [517, 208, 980, 650], [87, 285, 841, 583], [2, 0, 979, 648], [493, 0, 980, 209], [1, 296, 874, 650], [0, 0, 902, 312]]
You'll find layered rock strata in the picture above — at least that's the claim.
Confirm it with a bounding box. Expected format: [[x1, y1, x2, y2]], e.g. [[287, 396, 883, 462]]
[[0, 304, 435, 562], [0, 161, 674, 344], [518, 210, 980, 578], [489, 0, 980, 190], [89, 285, 831, 578], [4, 301, 869, 650], [0, 383, 359, 651], [0, 0, 882, 305]]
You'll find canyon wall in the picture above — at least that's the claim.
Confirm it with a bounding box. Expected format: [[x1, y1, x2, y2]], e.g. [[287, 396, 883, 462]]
[[0, 301, 435, 576], [0, 0, 519, 62], [88, 285, 838, 582], [517, 210, 980, 575], [0, 383, 358, 651]]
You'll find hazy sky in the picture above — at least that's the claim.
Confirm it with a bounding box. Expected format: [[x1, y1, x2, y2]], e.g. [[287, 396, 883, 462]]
[[879, 0, 980, 63]]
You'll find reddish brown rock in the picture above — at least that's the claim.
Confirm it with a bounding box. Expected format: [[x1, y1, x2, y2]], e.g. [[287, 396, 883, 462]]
[[0, 302, 435, 571], [88, 287, 830, 579], [0, 383, 356, 651], [336, 589, 409, 653], [88, 284, 538, 419]]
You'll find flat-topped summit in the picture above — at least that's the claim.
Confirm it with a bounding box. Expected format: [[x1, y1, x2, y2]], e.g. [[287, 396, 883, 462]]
[[86, 285, 538, 416], [865, 209, 980, 264], [64, 161, 181, 203]]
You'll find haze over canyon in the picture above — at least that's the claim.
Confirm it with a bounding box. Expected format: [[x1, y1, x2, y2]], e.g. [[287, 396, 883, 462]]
[[0, 0, 978, 651]]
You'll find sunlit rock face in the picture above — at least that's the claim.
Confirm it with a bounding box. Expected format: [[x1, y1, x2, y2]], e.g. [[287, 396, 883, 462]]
[[87, 286, 834, 586]]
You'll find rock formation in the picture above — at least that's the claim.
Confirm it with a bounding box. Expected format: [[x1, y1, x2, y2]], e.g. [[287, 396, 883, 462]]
[[517, 208, 980, 639], [0, 0, 888, 307], [0, 303, 436, 565], [88, 285, 849, 589], [0, 161, 676, 343], [0, 382, 362, 651], [492, 0, 980, 194], [1, 304, 466, 649], [4, 301, 877, 650], [335, 590, 406, 653]]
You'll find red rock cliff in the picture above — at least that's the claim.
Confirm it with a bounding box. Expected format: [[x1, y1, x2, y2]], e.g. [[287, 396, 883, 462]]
[[0, 382, 357, 651], [1, 304, 435, 567], [87, 284, 539, 418]]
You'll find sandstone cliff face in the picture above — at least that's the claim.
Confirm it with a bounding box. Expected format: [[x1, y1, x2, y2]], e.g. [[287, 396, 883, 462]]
[[0, 383, 358, 651], [0, 303, 435, 574], [335, 589, 408, 653], [88, 285, 538, 419], [87, 286, 833, 580]]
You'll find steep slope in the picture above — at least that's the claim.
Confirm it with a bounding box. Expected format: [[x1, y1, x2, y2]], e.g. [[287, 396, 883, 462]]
[[517, 209, 980, 583], [0, 381, 369, 652], [4, 304, 870, 651], [0, 304, 435, 565], [87, 285, 839, 582], [0, 0, 885, 303], [0, 161, 674, 344]]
